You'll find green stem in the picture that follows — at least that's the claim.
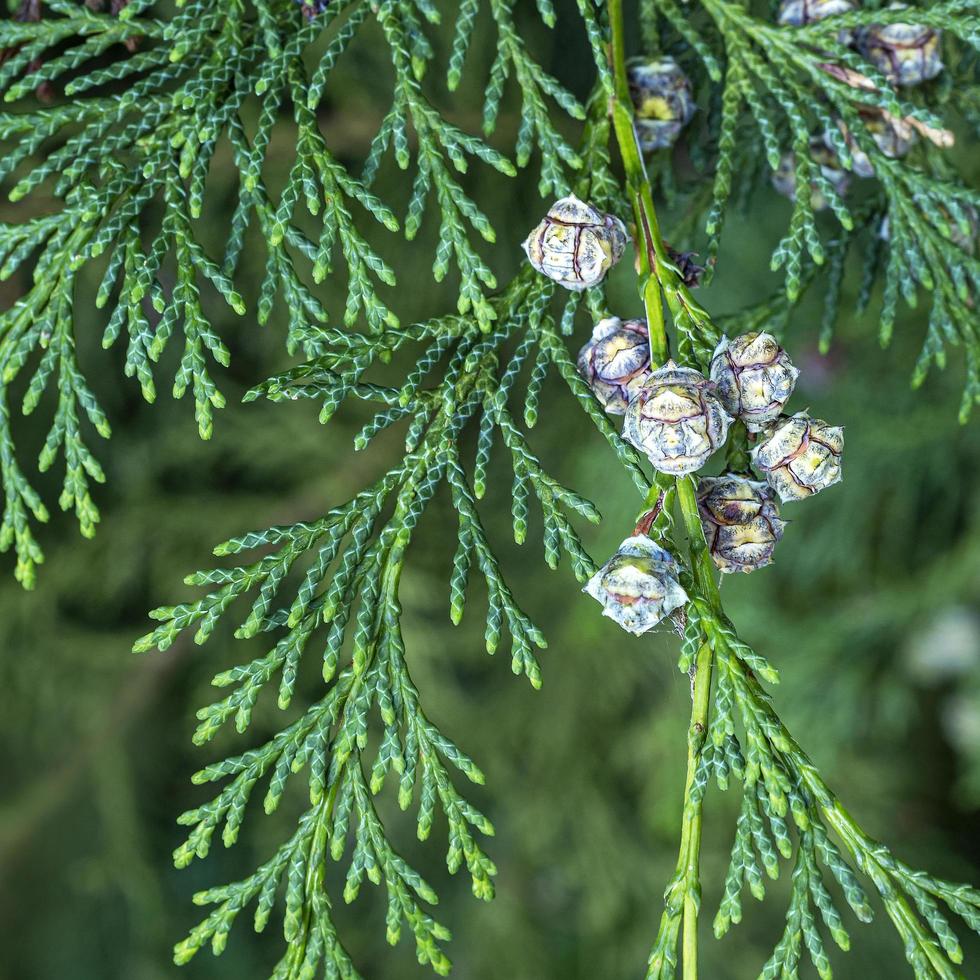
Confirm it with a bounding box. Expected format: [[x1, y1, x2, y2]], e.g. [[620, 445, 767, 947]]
[[608, 0, 719, 364], [607, 0, 669, 366], [681, 640, 712, 980], [675, 477, 719, 980], [676, 476, 721, 613], [286, 775, 341, 978], [638, 490, 721, 980], [605, 14, 970, 975], [607, 6, 724, 975]]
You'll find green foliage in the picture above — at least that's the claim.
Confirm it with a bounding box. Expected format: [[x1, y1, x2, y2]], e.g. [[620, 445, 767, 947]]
[[0, 0, 581, 587], [3, 1, 980, 979], [653, 598, 980, 980], [642, 0, 980, 417], [130, 265, 622, 973]]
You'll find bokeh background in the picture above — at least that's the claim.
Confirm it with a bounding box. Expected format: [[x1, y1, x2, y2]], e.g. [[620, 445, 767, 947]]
[[1, 3, 979, 978]]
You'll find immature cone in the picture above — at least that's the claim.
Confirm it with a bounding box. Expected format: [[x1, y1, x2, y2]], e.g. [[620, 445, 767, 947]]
[[859, 12, 943, 87], [825, 110, 917, 179], [697, 475, 786, 574], [772, 141, 850, 211], [709, 332, 799, 432], [523, 195, 628, 291], [584, 535, 688, 635], [627, 58, 696, 153], [577, 317, 651, 415], [623, 361, 732, 475], [752, 413, 844, 502], [777, 0, 856, 26]]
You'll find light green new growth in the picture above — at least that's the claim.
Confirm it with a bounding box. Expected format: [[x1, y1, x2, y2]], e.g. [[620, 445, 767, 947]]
[[2, 0, 980, 977]]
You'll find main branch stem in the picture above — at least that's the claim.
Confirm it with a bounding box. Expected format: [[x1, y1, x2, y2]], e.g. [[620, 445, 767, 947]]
[[607, 0, 669, 366], [607, 6, 720, 977], [674, 478, 720, 980], [680, 639, 712, 978]]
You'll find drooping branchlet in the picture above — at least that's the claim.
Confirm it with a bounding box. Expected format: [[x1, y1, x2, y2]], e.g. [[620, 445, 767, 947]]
[[584, 535, 688, 635], [772, 140, 851, 211], [936, 205, 979, 255], [1, 0, 56, 99], [879, 205, 978, 254]]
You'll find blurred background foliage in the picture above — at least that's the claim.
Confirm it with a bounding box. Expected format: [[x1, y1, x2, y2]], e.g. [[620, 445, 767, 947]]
[[1, 2, 978, 978]]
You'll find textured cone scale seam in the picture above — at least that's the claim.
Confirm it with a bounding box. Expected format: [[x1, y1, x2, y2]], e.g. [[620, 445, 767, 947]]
[[752, 413, 844, 502], [584, 535, 688, 635], [623, 361, 733, 475], [697, 475, 786, 574], [522, 195, 628, 291], [577, 317, 652, 415], [709, 332, 800, 432], [777, 0, 856, 27], [858, 12, 944, 87]]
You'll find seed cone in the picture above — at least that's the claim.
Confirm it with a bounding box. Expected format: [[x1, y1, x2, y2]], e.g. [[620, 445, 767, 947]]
[[777, 0, 856, 26], [697, 475, 786, 574], [627, 58, 696, 153], [577, 317, 652, 415], [752, 413, 844, 501], [584, 535, 688, 635], [859, 12, 943, 87], [709, 332, 799, 432], [623, 361, 732, 475], [826, 110, 917, 179], [523, 195, 628, 291]]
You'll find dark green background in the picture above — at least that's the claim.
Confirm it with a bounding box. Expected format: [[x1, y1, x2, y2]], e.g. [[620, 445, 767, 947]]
[[1, 4, 978, 978]]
